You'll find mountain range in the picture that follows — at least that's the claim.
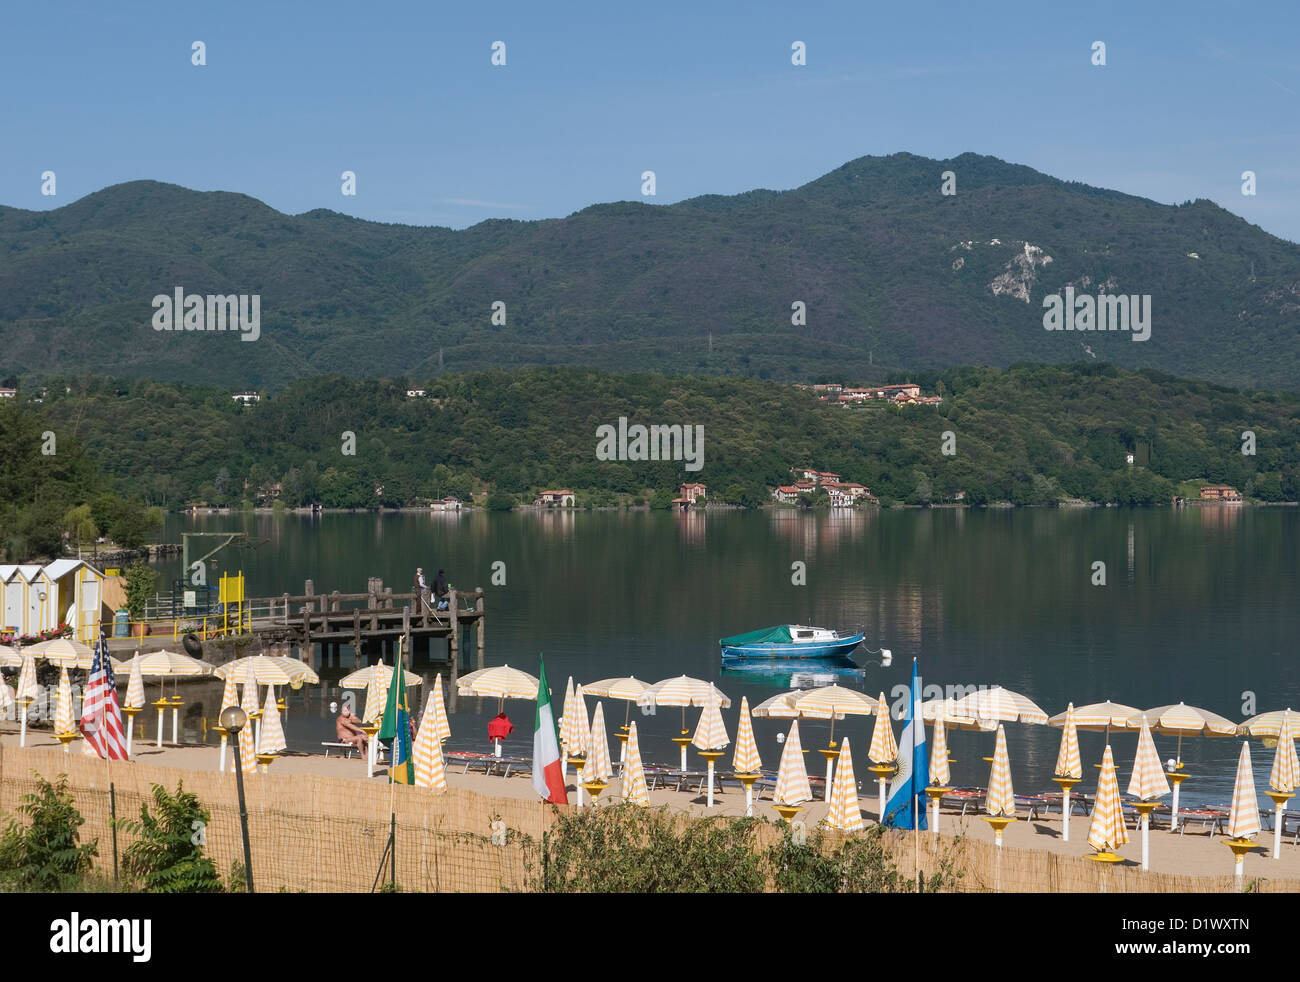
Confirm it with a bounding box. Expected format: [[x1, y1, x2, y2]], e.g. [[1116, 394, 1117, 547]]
[[2, 152, 1297, 390]]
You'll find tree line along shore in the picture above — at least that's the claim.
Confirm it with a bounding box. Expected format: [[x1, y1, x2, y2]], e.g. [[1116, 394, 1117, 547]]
[[4, 362, 1299, 561]]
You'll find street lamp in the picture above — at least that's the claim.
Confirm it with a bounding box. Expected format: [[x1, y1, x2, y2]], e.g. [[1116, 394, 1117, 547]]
[[219, 705, 255, 893]]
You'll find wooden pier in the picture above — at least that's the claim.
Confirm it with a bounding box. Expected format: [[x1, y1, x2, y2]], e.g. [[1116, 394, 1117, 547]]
[[246, 578, 485, 687]]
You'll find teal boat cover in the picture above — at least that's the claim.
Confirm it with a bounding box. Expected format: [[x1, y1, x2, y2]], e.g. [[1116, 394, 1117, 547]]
[[720, 625, 793, 646]]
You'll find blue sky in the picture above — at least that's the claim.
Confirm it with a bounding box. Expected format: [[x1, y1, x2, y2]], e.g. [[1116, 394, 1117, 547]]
[[2, 0, 1298, 241]]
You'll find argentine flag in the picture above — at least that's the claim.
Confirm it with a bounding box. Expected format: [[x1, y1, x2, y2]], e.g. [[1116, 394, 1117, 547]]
[[883, 659, 928, 830]]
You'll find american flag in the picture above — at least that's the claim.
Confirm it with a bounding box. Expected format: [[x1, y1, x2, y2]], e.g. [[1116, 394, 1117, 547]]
[[80, 631, 127, 759]]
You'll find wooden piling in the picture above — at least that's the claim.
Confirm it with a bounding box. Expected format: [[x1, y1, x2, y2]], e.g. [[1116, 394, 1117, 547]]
[[475, 588, 485, 670]]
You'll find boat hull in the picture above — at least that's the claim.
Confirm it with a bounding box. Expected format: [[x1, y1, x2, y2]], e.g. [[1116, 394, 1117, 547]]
[[720, 633, 865, 660]]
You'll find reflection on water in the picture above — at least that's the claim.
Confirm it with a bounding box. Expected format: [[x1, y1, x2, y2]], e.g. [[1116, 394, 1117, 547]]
[[720, 656, 866, 690]]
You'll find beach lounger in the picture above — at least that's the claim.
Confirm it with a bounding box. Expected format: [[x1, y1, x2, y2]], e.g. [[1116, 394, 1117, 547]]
[[1175, 807, 1228, 837], [445, 751, 498, 776], [321, 741, 359, 758], [1037, 791, 1092, 817]]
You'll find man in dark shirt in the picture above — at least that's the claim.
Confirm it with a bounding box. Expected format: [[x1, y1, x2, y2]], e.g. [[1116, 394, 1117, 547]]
[[431, 569, 448, 607]]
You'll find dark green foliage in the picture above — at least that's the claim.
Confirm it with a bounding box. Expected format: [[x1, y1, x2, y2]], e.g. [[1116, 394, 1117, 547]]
[[3, 153, 1298, 390], [120, 781, 224, 893], [485, 492, 516, 511], [123, 560, 156, 620], [0, 774, 98, 891]]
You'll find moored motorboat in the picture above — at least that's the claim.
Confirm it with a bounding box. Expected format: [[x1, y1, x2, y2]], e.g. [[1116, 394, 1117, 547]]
[[719, 624, 864, 660]]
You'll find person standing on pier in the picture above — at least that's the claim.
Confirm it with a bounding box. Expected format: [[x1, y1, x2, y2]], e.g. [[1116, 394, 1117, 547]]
[[415, 567, 430, 612], [432, 569, 448, 610]]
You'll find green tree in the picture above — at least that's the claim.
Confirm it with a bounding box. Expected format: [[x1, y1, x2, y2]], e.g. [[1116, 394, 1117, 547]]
[[0, 775, 98, 891], [121, 782, 225, 893]]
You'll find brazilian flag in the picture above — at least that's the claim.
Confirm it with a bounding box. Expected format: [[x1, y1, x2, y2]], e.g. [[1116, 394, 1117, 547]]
[[378, 643, 414, 784]]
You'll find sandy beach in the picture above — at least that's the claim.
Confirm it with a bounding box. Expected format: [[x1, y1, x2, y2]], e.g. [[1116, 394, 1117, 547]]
[[6, 724, 1294, 886]]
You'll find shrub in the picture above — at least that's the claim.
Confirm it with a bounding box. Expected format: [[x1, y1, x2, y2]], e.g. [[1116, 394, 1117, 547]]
[[120, 781, 224, 893], [0, 774, 98, 891]]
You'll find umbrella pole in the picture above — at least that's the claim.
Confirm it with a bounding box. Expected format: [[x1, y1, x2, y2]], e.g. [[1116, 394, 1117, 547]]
[[1062, 787, 1071, 842], [126, 716, 135, 758], [707, 760, 715, 808], [825, 756, 834, 803], [218, 734, 227, 772], [878, 777, 887, 825], [19, 704, 26, 748]]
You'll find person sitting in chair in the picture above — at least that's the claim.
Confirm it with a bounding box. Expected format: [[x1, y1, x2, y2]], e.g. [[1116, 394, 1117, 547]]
[[336, 705, 368, 757]]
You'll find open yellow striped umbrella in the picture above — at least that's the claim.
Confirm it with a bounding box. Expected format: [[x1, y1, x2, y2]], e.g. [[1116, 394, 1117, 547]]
[[132, 649, 215, 678], [1239, 708, 1300, 740], [691, 684, 729, 751], [340, 664, 422, 690], [54, 667, 75, 738], [258, 688, 286, 754], [953, 686, 1048, 726], [457, 664, 539, 699], [561, 682, 589, 758], [867, 692, 899, 764], [0, 644, 20, 668], [1087, 745, 1129, 853], [622, 722, 650, 807], [124, 655, 147, 710], [215, 655, 318, 685], [750, 691, 799, 718], [1128, 702, 1236, 765], [1269, 711, 1299, 794], [363, 661, 390, 722], [585, 702, 613, 785], [825, 736, 863, 832], [585, 676, 650, 729], [1127, 716, 1170, 800], [413, 692, 448, 791], [429, 673, 451, 743], [986, 723, 1015, 816], [28, 637, 95, 668], [930, 717, 951, 786], [637, 675, 732, 737], [789, 685, 874, 745], [732, 697, 762, 774], [1049, 700, 1140, 741], [774, 720, 813, 806], [1053, 703, 1083, 779], [1227, 741, 1261, 840], [920, 696, 976, 727]]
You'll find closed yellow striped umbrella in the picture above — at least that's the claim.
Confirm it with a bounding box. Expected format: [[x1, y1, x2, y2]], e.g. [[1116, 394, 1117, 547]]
[[1269, 711, 1299, 794], [125, 655, 147, 710], [413, 692, 448, 791], [560, 676, 574, 731], [561, 682, 589, 757], [54, 667, 75, 737], [691, 684, 729, 751], [774, 720, 813, 806], [1127, 716, 1169, 800], [867, 692, 898, 764], [1227, 741, 1261, 839], [825, 736, 863, 832], [0, 678, 14, 715], [16, 651, 38, 702], [218, 671, 238, 712], [622, 721, 650, 807], [240, 676, 259, 717], [363, 661, 390, 722], [585, 702, 613, 784], [430, 673, 451, 743], [258, 688, 286, 754], [1053, 703, 1083, 779], [1087, 745, 1129, 853], [732, 697, 762, 774], [929, 717, 951, 786], [986, 723, 1015, 816], [236, 689, 258, 773]]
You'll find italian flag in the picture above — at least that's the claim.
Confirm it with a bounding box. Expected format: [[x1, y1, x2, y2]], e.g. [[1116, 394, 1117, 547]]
[[533, 655, 568, 804]]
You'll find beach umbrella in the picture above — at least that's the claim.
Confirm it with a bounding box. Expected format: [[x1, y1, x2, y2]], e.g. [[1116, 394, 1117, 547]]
[[732, 697, 763, 817], [239, 676, 261, 755], [1127, 716, 1170, 870], [1263, 712, 1300, 859], [1051, 704, 1083, 842], [585, 676, 650, 762], [236, 698, 257, 773], [920, 696, 978, 727], [257, 687, 287, 757], [951, 685, 1048, 726], [457, 664, 539, 701], [1225, 741, 1262, 880], [772, 720, 813, 821], [749, 691, 799, 718], [582, 702, 613, 804], [215, 655, 319, 686], [15, 650, 39, 747], [124, 655, 146, 709], [15, 650, 38, 746], [0, 644, 21, 668], [692, 684, 729, 807], [636, 675, 731, 771], [131, 649, 216, 746], [0, 677, 14, 717], [561, 675, 574, 728], [28, 637, 95, 668], [54, 667, 76, 751], [866, 692, 900, 820], [429, 673, 451, 743], [622, 721, 650, 807], [1129, 702, 1236, 826], [412, 693, 448, 792], [825, 736, 864, 833], [215, 669, 239, 771], [561, 682, 590, 798], [339, 664, 423, 690], [789, 685, 873, 801], [984, 724, 1016, 843], [1239, 708, 1300, 740], [362, 660, 390, 723], [1049, 700, 1140, 741], [927, 717, 951, 834], [1086, 745, 1128, 857]]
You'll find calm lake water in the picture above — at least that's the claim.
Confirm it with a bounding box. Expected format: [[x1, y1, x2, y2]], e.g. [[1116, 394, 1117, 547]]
[[150, 507, 1299, 805]]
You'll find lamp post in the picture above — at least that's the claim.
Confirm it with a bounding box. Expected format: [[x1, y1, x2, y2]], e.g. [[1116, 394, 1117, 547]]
[[37, 590, 47, 635], [219, 705, 255, 894]]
